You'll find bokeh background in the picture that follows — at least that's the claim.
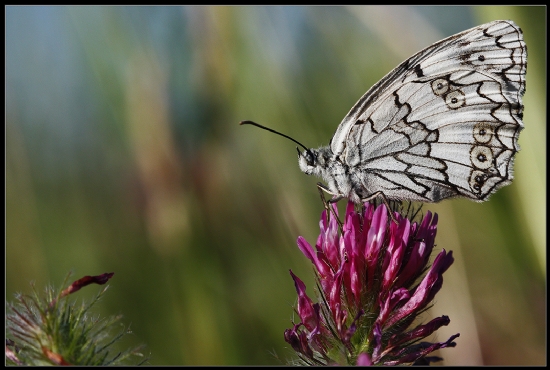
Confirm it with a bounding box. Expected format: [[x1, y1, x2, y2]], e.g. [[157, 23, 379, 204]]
[[6, 5, 545, 365]]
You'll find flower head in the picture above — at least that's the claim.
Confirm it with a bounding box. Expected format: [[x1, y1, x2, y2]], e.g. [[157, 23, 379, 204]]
[[285, 202, 459, 365], [6, 272, 146, 366]]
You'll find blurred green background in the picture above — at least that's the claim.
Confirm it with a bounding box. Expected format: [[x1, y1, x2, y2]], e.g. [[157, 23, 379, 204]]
[[6, 5, 545, 365]]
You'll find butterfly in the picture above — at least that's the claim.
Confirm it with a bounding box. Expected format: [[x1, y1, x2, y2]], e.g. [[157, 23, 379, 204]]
[[242, 20, 526, 209]]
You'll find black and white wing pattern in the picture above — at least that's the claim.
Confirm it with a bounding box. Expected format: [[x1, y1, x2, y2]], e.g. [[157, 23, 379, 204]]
[[325, 20, 526, 203]]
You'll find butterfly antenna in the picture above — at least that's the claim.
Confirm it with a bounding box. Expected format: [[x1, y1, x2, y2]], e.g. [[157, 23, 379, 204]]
[[239, 120, 311, 154]]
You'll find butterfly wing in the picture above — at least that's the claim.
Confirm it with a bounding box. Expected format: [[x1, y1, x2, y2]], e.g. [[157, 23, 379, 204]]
[[332, 20, 526, 202]]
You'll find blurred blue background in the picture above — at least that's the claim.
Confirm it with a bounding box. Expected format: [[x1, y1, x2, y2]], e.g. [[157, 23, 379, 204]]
[[6, 6, 545, 365]]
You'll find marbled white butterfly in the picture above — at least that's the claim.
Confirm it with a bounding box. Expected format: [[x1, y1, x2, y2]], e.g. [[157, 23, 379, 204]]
[[241, 20, 526, 208]]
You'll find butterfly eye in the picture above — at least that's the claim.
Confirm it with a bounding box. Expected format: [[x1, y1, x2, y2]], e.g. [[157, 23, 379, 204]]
[[307, 152, 314, 166], [296, 147, 315, 166]]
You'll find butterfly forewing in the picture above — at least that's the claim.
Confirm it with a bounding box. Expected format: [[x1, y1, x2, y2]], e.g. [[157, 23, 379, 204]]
[[329, 20, 526, 203]]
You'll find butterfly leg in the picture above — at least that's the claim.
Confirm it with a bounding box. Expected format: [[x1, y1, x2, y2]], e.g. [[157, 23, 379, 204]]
[[360, 191, 398, 224], [316, 182, 344, 232]]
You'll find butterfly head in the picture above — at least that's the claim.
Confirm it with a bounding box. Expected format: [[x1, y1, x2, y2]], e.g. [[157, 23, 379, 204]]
[[298, 146, 332, 177], [297, 148, 315, 175]]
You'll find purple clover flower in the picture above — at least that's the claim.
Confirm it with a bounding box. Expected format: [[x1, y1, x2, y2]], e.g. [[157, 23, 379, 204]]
[[284, 202, 459, 365]]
